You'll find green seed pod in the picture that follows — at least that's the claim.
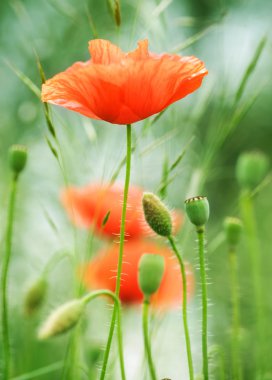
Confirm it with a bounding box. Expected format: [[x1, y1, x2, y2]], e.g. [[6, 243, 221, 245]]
[[224, 217, 243, 247], [185, 196, 209, 228], [138, 254, 165, 298], [142, 192, 172, 237], [236, 151, 269, 190], [9, 144, 28, 174], [24, 278, 47, 316], [38, 299, 85, 340]]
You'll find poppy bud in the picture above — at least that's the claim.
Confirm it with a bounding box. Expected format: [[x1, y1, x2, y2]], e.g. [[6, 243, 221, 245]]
[[185, 196, 209, 228], [138, 254, 165, 298], [24, 278, 47, 316], [224, 217, 243, 247], [142, 193, 172, 237], [9, 144, 28, 175], [236, 151, 269, 190], [38, 299, 85, 340]]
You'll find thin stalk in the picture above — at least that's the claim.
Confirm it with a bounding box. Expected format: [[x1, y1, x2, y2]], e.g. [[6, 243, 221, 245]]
[[168, 235, 194, 380], [1, 174, 19, 378], [100, 124, 132, 380], [83, 290, 126, 380], [197, 227, 209, 380], [229, 248, 242, 380], [239, 191, 264, 376], [142, 299, 157, 380]]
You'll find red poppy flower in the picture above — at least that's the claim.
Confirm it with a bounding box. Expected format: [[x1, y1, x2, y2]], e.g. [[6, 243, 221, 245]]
[[81, 240, 194, 308], [61, 183, 183, 238], [41, 39, 208, 125]]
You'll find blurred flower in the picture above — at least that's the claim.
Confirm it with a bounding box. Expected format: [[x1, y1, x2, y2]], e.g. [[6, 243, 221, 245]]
[[41, 39, 208, 125], [61, 183, 183, 238], [81, 240, 194, 308]]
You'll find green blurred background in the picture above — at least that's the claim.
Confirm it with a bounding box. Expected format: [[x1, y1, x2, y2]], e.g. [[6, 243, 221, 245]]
[[0, 0, 272, 379]]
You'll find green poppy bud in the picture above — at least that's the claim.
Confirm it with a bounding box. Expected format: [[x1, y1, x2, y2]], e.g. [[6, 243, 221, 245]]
[[38, 299, 85, 340], [138, 254, 165, 298], [142, 192, 172, 237], [236, 151, 269, 190], [24, 278, 47, 316], [185, 196, 209, 228], [9, 144, 28, 175], [224, 217, 243, 247]]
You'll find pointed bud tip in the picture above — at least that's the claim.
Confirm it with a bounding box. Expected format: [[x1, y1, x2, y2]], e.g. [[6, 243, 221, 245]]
[[185, 196, 209, 227], [142, 192, 172, 237]]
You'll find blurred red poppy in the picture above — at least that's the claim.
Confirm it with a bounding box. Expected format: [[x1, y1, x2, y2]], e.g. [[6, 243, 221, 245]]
[[41, 39, 208, 125], [61, 183, 183, 238], [81, 240, 194, 308]]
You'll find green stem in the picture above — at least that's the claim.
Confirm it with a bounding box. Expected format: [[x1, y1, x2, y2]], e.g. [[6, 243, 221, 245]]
[[240, 191, 264, 375], [83, 290, 126, 380], [168, 235, 194, 380], [100, 124, 132, 380], [1, 174, 19, 378], [197, 227, 209, 380], [142, 299, 157, 380], [229, 248, 242, 380]]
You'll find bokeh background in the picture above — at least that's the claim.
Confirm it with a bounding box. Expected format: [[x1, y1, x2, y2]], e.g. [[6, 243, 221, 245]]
[[0, 0, 272, 379]]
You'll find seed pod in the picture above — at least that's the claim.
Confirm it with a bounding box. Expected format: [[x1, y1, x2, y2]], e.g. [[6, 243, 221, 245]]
[[38, 299, 85, 340], [142, 192, 172, 237], [236, 151, 269, 190], [224, 217, 243, 247], [9, 144, 28, 174], [138, 254, 165, 298], [24, 278, 47, 316], [185, 196, 209, 228]]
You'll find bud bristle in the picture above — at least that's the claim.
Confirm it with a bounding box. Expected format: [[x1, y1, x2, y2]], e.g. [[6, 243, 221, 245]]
[[142, 192, 172, 237]]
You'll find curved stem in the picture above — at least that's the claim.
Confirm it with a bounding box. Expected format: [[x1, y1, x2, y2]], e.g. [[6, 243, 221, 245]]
[[100, 124, 132, 380], [168, 235, 194, 380], [197, 227, 209, 380], [83, 290, 126, 380], [1, 174, 18, 378], [229, 248, 242, 380], [142, 299, 157, 380]]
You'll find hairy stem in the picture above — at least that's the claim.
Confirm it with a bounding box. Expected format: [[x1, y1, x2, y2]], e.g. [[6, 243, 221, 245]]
[[168, 235, 194, 380], [100, 124, 132, 380], [197, 227, 209, 380]]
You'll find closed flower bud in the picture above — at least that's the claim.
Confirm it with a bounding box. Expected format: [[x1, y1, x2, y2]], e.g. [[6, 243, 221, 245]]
[[236, 151, 269, 190], [224, 217, 243, 247], [9, 144, 28, 174], [185, 196, 209, 228], [142, 193, 172, 237], [38, 299, 85, 340], [24, 278, 47, 316], [138, 254, 165, 298]]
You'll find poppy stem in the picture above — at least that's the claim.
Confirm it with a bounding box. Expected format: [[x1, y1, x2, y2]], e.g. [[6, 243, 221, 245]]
[[142, 298, 157, 380], [229, 247, 242, 380], [100, 124, 132, 380], [82, 290, 126, 379], [1, 173, 19, 378], [168, 235, 194, 380], [239, 191, 264, 376], [197, 226, 209, 380]]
